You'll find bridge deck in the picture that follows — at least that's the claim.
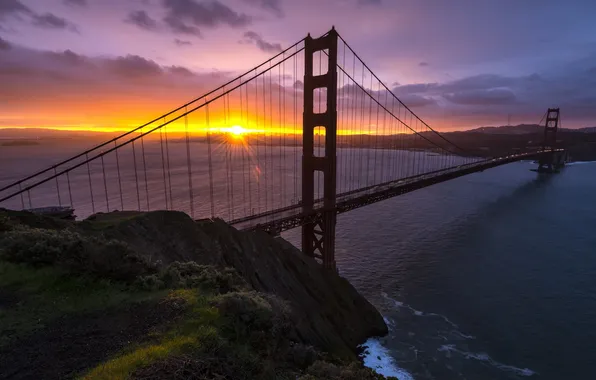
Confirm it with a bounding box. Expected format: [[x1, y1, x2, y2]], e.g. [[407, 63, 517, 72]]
[[231, 149, 561, 234]]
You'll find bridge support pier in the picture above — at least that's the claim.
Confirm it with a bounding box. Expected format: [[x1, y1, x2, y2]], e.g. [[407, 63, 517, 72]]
[[537, 108, 564, 173], [301, 28, 338, 270]]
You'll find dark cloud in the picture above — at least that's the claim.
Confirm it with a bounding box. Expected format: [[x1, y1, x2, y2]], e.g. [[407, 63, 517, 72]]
[[125, 10, 159, 31], [443, 88, 517, 105], [0, 37, 11, 50], [0, 0, 31, 21], [242, 0, 283, 17], [174, 38, 192, 46], [63, 0, 87, 7], [399, 94, 436, 107], [45, 49, 89, 66], [162, 0, 251, 36], [32, 13, 79, 32], [242, 31, 282, 53], [387, 59, 596, 127], [104, 55, 163, 78], [392, 82, 438, 95], [419, 62, 429, 67], [358, 0, 382, 5], [168, 65, 194, 76], [163, 16, 201, 36]]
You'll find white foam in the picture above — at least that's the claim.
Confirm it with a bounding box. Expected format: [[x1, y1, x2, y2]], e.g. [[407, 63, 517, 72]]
[[439, 344, 536, 377], [361, 338, 415, 380], [567, 161, 596, 165], [383, 316, 395, 330], [382, 293, 470, 334]]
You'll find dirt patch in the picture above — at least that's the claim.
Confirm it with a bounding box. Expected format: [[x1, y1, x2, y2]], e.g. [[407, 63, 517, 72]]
[[0, 298, 185, 380], [0, 288, 20, 310]]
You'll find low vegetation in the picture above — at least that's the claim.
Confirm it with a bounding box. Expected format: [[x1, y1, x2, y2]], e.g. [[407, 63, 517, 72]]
[[0, 211, 395, 379]]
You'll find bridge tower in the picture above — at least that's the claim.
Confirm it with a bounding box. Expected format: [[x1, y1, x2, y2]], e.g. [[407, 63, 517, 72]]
[[301, 28, 338, 270], [538, 108, 561, 172]]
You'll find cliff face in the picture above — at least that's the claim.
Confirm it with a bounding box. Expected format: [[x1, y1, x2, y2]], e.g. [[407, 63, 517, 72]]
[[2, 209, 387, 358], [197, 219, 388, 358]]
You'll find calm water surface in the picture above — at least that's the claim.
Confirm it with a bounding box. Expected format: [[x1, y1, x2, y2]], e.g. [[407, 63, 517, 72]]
[[287, 161, 596, 380]]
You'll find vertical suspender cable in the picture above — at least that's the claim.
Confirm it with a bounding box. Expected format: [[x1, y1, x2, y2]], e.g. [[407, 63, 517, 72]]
[[140, 128, 150, 211], [164, 117, 174, 209], [115, 140, 124, 210], [54, 168, 62, 206], [206, 105, 215, 218], [159, 126, 169, 210], [66, 172, 73, 209], [101, 155, 109, 211], [132, 140, 141, 211], [185, 106, 194, 218], [86, 153, 96, 214]]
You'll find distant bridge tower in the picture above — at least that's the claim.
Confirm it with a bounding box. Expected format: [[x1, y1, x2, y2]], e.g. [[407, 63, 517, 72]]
[[302, 28, 338, 270], [538, 108, 563, 172]]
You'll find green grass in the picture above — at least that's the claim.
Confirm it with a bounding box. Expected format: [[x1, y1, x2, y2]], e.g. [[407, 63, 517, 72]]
[[0, 261, 162, 346], [81, 289, 223, 380]]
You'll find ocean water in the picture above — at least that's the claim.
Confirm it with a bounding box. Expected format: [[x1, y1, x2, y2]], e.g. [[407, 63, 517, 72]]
[[286, 161, 596, 379], [2, 142, 595, 379]]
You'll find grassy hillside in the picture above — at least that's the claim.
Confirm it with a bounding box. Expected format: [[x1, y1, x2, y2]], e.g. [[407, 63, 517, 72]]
[[0, 210, 394, 380]]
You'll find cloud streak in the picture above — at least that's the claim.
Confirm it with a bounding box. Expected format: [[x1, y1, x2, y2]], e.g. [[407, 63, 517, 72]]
[[242, 31, 282, 53], [242, 0, 284, 17], [32, 13, 79, 32], [63, 0, 87, 7], [0, 0, 31, 20], [162, 0, 251, 36], [125, 10, 159, 31]]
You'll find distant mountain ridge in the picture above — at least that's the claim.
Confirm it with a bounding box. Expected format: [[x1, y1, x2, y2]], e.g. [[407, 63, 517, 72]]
[[467, 124, 596, 134]]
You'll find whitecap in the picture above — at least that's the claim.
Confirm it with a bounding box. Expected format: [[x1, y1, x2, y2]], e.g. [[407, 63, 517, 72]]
[[438, 344, 536, 377], [360, 338, 415, 380]]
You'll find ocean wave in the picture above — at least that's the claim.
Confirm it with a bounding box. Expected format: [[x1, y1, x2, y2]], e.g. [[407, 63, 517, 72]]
[[360, 338, 415, 380], [381, 292, 474, 337], [567, 161, 596, 165], [439, 344, 536, 377]]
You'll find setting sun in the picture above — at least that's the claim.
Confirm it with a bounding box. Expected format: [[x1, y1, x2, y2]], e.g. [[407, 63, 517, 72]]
[[230, 125, 246, 136]]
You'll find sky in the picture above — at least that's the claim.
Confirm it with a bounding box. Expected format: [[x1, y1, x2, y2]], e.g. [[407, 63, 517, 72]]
[[1, 0, 595, 133]]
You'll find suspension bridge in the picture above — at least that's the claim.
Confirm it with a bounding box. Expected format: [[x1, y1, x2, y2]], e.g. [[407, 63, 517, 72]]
[[0, 28, 566, 270]]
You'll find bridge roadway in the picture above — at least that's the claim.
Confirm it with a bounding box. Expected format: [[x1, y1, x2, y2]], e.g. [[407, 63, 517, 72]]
[[229, 149, 564, 235]]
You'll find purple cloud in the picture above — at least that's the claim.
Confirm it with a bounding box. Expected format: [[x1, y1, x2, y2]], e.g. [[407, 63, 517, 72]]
[[31, 13, 79, 33], [162, 0, 251, 37], [174, 38, 192, 46], [63, 0, 87, 7], [0, 37, 11, 50], [125, 10, 159, 31], [443, 88, 517, 105], [0, 0, 31, 20], [242, 31, 282, 53], [242, 0, 283, 17]]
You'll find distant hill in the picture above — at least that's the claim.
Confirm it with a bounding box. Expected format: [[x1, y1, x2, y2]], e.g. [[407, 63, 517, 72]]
[[467, 124, 596, 134], [0, 128, 117, 140], [577, 127, 596, 133]]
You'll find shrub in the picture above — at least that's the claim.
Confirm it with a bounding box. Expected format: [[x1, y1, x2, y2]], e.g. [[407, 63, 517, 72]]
[[285, 343, 320, 369], [0, 227, 155, 281], [0, 214, 14, 233], [135, 262, 247, 292], [214, 291, 292, 351]]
